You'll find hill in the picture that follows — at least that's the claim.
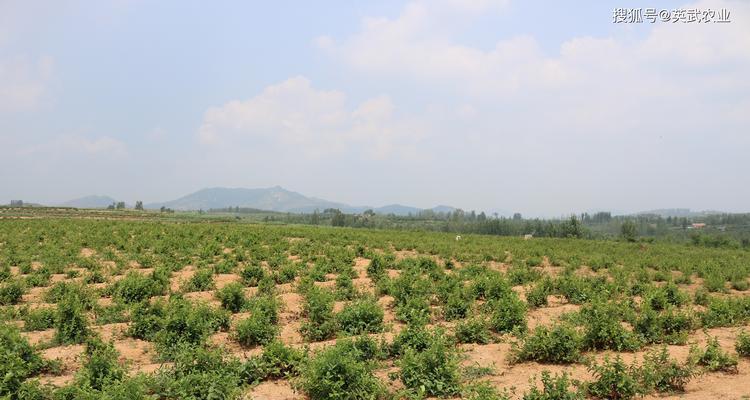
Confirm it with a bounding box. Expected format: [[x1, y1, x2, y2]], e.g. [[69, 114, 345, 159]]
[[60, 195, 118, 208]]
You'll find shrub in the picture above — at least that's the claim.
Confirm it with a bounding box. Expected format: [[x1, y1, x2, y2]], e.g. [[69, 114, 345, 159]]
[[54, 294, 91, 344], [300, 286, 337, 341], [234, 312, 279, 347], [487, 294, 527, 334], [240, 340, 304, 383], [513, 324, 582, 364], [640, 346, 697, 393], [0, 279, 25, 305], [367, 256, 388, 282], [240, 264, 265, 286], [181, 268, 214, 292], [633, 306, 695, 345], [153, 345, 243, 400], [690, 336, 738, 373], [22, 307, 56, 331], [523, 371, 583, 400], [0, 324, 46, 396], [44, 281, 94, 309], [455, 318, 492, 344], [443, 289, 473, 321], [76, 338, 125, 390], [110, 271, 162, 304], [463, 382, 512, 400], [391, 322, 431, 356], [337, 297, 384, 335], [215, 282, 247, 313], [526, 279, 552, 308], [735, 330, 750, 356], [399, 330, 461, 397], [580, 302, 640, 351], [127, 300, 166, 340], [153, 298, 230, 359], [731, 279, 749, 291], [302, 340, 383, 400], [586, 356, 644, 400], [335, 272, 357, 300]]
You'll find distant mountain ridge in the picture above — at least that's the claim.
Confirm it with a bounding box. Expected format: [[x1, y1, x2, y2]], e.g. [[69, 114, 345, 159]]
[[144, 186, 456, 216], [636, 208, 727, 218], [60, 195, 118, 209]]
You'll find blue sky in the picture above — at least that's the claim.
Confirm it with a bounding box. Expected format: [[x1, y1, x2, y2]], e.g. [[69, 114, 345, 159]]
[[1, 0, 748, 216]]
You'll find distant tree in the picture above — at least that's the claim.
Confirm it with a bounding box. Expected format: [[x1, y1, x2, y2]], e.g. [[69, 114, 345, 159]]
[[116, 201, 126, 209], [331, 210, 346, 227], [134, 201, 143, 210], [363, 209, 375, 217], [107, 202, 116, 210], [621, 220, 638, 242], [513, 213, 522, 221]]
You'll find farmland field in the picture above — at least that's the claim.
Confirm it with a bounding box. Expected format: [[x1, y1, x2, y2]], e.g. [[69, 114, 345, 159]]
[[3, 211, 750, 399]]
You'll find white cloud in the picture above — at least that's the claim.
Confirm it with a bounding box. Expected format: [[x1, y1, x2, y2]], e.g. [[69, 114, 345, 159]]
[[0, 56, 54, 113], [198, 76, 424, 159], [16, 135, 127, 159]]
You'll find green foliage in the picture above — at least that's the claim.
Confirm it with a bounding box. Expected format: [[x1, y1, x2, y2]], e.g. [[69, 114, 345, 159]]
[[523, 371, 583, 400], [54, 294, 91, 344], [109, 270, 165, 304], [75, 338, 125, 391], [302, 340, 383, 400], [487, 293, 527, 334], [152, 345, 243, 400], [153, 297, 230, 359], [513, 324, 582, 364], [640, 346, 697, 393], [633, 306, 695, 345], [214, 282, 247, 313], [0, 279, 25, 305], [234, 312, 278, 347], [586, 356, 644, 400], [337, 297, 384, 335], [690, 336, 738, 373], [240, 264, 265, 286], [399, 330, 461, 397], [240, 340, 304, 383], [22, 307, 56, 331], [735, 330, 750, 357], [580, 302, 640, 351], [455, 317, 492, 344], [181, 268, 215, 292], [0, 324, 46, 397], [391, 322, 431, 356], [300, 286, 337, 341]]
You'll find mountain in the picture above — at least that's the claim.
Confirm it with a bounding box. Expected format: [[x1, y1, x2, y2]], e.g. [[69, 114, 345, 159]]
[[61, 195, 117, 208], [636, 208, 727, 218], [146, 186, 349, 212], [145, 186, 462, 216]]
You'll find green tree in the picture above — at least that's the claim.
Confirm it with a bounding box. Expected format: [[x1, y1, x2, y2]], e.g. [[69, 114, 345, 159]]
[[621, 220, 638, 242], [134, 201, 143, 210]]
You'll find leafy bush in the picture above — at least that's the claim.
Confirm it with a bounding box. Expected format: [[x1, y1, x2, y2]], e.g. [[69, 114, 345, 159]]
[[487, 293, 527, 334], [391, 322, 431, 356], [633, 306, 695, 345], [513, 323, 582, 364], [523, 371, 583, 400], [75, 338, 125, 390], [640, 346, 697, 393], [240, 264, 265, 286], [152, 345, 243, 400], [580, 302, 640, 351], [110, 271, 163, 304], [399, 330, 461, 397], [22, 307, 56, 331], [44, 281, 95, 309], [181, 268, 214, 292], [0, 324, 47, 396], [302, 340, 383, 400], [443, 288, 473, 321], [455, 318, 492, 344], [690, 336, 738, 373], [240, 340, 304, 383], [153, 298, 230, 359], [234, 311, 279, 347], [214, 282, 247, 313], [735, 330, 750, 356], [335, 271, 357, 300], [586, 356, 645, 400], [55, 294, 91, 344], [337, 297, 384, 335], [0, 279, 25, 305], [526, 279, 553, 308], [300, 286, 337, 341]]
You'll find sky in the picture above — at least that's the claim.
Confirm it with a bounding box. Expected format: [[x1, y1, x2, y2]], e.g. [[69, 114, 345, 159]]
[[1, 0, 748, 217]]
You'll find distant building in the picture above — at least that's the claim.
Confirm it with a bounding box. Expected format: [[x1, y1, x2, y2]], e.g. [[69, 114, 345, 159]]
[[691, 223, 706, 229], [10, 200, 23, 206]]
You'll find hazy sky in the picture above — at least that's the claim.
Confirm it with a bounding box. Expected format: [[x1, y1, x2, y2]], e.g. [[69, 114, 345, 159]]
[[1, 0, 748, 216]]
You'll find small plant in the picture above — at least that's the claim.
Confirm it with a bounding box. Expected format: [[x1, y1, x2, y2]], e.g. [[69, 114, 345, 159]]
[[22, 307, 56, 331], [640, 346, 697, 393], [488, 294, 527, 334], [337, 297, 384, 335], [215, 282, 247, 313], [523, 371, 583, 400], [153, 298, 231, 359], [455, 317, 492, 344], [690, 336, 738, 373], [76, 338, 125, 390], [513, 323, 582, 364], [586, 356, 644, 400], [234, 311, 279, 347], [241, 340, 305, 383], [300, 286, 337, 341], [335, 271, 357, 300], [0, 324, 47, 396], [735, 330, 750, 356], [0, 279, 25, 305], [240, 264, 265, 286], [302, 340, 383, 400], [110, 271, 162, 304], [54, 294, 91, 344], [463, 381, 513, 400], [399, 329, 461, 397], [182, 268, 215, 292]]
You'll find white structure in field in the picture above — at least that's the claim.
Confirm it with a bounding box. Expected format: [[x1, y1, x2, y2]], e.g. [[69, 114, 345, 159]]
[[455, 235, 462, 241], [523, 234, 533, 240]]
